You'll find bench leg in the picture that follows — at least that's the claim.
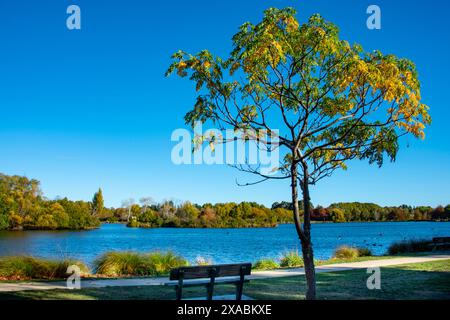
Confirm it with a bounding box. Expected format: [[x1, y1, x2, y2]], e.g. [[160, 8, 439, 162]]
[[207, 282, 215, 300], [176, 285, 183, 300], [236, 282, 244, 300]]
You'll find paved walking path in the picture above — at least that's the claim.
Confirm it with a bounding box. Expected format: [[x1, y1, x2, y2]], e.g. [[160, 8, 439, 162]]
[[1, 255, 449, 293]]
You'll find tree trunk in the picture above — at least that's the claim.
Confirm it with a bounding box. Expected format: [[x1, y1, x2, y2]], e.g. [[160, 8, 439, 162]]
[[290, 163, 317, 300], [127, 208, 132, 222], [302, 243, 316, 299], [291, 165, 304, 241], [301, 169, 316, 300]]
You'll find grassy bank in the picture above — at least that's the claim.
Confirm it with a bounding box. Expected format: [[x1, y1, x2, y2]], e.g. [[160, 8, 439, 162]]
[[253, 245, 374, 270], [0, 251, 187, 280], [1, 243, 448, 280], [1, 259, 448, 300], [0, 256, 89, 281]]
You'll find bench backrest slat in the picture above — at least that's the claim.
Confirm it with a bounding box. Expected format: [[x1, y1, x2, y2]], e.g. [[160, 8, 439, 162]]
[[170, 263, 252, 280]]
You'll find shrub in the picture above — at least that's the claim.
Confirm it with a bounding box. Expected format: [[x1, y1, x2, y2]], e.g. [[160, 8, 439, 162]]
[[333, 246, 373, 259], [0, 256, 89, 280], [356, 247, 373, 257], [147, 251, 188, 274], [93, 251, 149, 276], [388, 239, 432, 255], [93, 251, 188, 277], [52, 259, 90, 278], [253, 259, 279, 270], [195, 256, 213, 266], [333, 246, 359, 259], [127, 220, 139, 228], [280, 251, 304, 268]]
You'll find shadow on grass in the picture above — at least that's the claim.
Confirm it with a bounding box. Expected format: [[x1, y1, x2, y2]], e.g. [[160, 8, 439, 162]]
[[247, 263, 450, 300], [1, 260, 449, 300]]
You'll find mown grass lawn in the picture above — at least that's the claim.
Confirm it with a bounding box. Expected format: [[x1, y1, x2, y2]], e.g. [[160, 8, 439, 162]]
[[0, 259, 448, 300]]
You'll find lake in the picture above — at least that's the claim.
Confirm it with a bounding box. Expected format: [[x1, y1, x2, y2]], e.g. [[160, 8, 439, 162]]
[[0, 222, 449, 266]]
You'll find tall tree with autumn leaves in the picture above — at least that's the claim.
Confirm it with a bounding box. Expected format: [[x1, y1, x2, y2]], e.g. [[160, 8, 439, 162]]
[[92, 188, 104, 217], [166, 8, 431, 299]]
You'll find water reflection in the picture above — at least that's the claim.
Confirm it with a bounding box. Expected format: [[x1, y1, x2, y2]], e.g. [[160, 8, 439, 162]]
[[0, 222, 449, 266]]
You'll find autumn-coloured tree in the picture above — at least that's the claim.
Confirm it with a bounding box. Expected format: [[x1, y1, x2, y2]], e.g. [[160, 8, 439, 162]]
[[92, 188, 104, 217], [166, 8, 431, 299], [0, 173, 99, 230]]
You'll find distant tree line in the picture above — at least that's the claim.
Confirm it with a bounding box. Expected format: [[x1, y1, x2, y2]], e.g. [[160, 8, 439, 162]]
[[0, 173, 100, 230], [1, 173, 448, 231], [106, 200, 449, 228], [272, 201, 450, 222], [101, 200, 293, 228]]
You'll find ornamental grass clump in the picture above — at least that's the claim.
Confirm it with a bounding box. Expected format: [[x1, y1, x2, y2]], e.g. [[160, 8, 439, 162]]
[[0, 256, 89, 280], [356, 247, 373, 257], [253, 259, 280, 270], [333, 246, 373, 259], [280, 251, 304, 268], [93, 251, 188, 277], [333, 246, 359, 259]]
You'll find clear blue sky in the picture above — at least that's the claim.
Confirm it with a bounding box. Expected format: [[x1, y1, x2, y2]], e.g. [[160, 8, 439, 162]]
[[0, 0, 449, 208]]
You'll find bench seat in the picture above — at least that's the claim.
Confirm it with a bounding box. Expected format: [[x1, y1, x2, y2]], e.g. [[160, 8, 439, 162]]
[[168, 263, 252, 300]]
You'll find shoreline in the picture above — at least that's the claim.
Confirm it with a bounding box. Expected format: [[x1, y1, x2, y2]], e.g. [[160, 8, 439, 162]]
[[1, 253, 449, 285], [0, 219, 449, 232]]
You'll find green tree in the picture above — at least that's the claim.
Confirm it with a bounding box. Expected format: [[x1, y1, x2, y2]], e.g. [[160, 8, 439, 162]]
[[92, 188, 104, 217], [137, 208, 159, 224], [58, 198, 100, 230], [167, 7, 431, 299], [329, 208, 346, 223], [47, 203, 70, 229], [176, 202, 200, 222]]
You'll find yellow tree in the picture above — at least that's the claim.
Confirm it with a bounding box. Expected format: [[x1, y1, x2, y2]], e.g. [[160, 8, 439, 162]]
[[166, 7, 431, 299]]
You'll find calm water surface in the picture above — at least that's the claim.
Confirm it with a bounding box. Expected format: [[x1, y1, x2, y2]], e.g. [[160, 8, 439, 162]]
[[0, 222, 449, 266]]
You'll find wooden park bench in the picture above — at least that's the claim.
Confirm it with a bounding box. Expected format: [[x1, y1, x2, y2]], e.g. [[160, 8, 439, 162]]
[[431, 237, 450, 250], [167, 263, 252, 300]]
